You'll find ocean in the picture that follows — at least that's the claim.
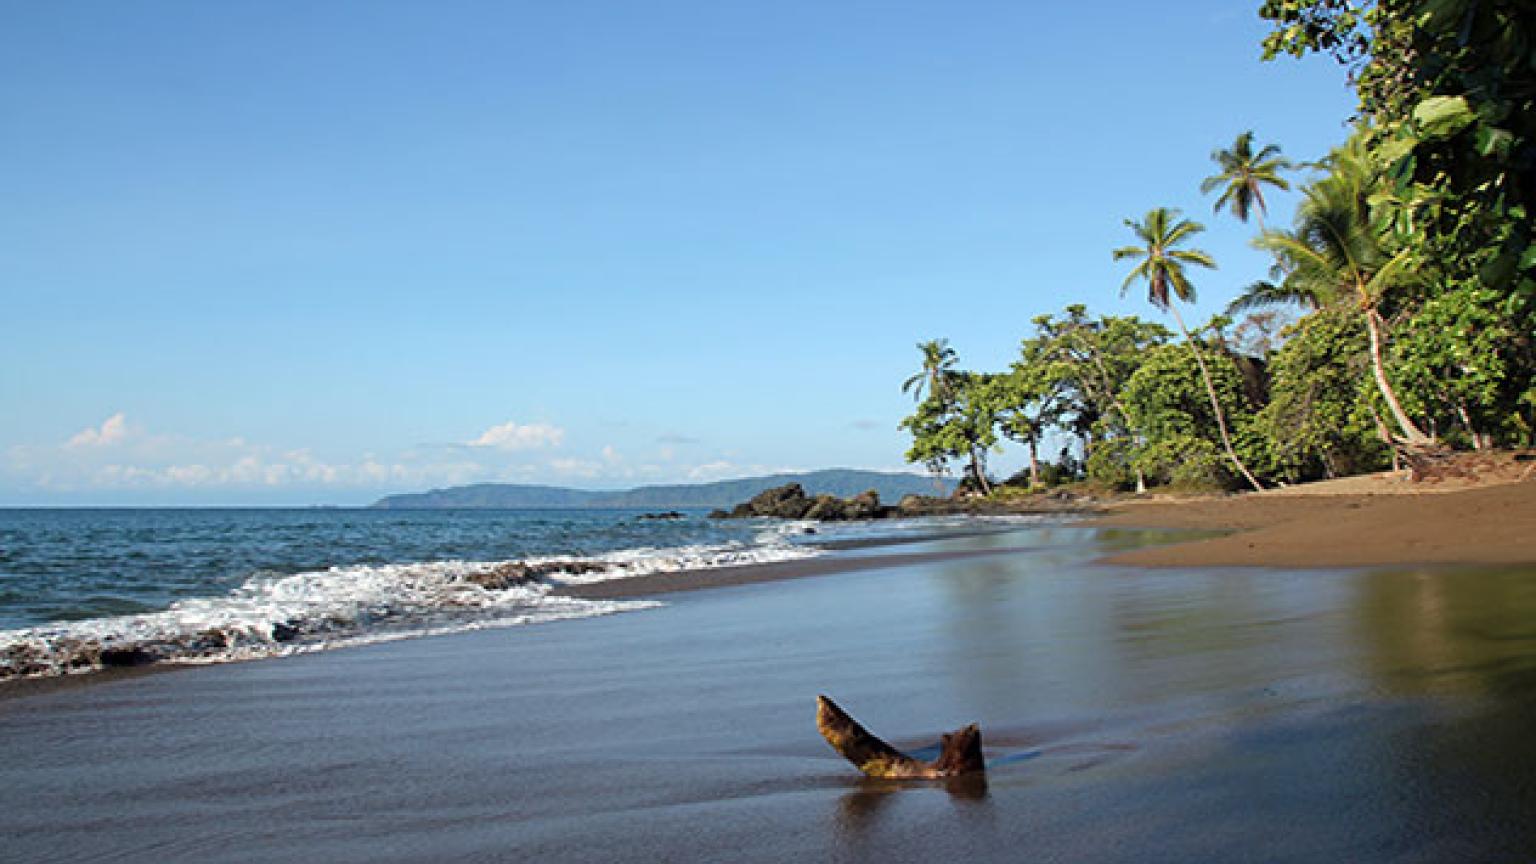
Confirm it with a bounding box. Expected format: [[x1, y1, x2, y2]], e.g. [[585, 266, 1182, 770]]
[[0, 507, 1011, 679]]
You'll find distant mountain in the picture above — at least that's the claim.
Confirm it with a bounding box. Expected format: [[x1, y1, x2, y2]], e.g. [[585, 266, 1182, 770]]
[[370, 469, 954, 510]]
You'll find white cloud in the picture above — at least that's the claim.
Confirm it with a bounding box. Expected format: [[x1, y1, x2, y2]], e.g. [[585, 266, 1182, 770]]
[[65, 413, 131, 449], [5, 413, 806, 499], [5, 416, 506, 494], [468, 420, 565, 450]]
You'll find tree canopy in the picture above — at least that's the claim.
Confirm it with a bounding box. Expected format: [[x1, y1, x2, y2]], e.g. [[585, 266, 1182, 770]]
[[898, 3, 1533, 495]]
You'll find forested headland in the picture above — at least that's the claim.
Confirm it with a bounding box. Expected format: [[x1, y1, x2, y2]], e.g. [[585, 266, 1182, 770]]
[[902, 1, 1534, 495]]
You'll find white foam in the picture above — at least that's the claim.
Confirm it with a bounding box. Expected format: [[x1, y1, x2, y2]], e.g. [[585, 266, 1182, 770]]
[[544, 541, 821, 585], [0, 558, 660, 679], [0, 537, 825, 680]]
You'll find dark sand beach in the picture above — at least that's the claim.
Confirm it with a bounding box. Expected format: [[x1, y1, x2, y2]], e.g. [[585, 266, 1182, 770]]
[[5, 522, 1536, 862], [1091, 473, 1536, 568]]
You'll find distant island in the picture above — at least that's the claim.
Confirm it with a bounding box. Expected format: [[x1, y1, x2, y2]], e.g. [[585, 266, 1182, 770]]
[[370, 469, 954, 510]]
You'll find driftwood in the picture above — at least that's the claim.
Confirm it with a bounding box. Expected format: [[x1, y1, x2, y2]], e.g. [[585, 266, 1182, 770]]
[[816, 695, 985, 779]]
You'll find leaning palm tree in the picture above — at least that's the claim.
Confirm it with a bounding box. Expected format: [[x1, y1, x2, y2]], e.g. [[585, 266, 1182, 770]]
[[902, 339, 958, 403], [1200, 131, 1292, 231], [1113, 207, 1265, 491], [1246, 151, 1433, 447]]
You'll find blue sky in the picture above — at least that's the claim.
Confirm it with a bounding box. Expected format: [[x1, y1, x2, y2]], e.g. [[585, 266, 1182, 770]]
[[0, 1, 1355, 505]]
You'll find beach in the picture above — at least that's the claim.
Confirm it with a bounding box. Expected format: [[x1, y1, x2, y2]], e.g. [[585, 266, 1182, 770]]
[[1089, 469, 1536, 569], [4, 516, 1536, 862]]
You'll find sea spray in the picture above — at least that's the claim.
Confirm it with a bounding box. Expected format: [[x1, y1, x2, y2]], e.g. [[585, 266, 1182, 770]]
[[0, 539, 823, 680], [0, 508, 1040, 681]]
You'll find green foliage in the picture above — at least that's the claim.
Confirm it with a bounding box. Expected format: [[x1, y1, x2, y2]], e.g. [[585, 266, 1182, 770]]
[[1084, 436, 1139, 491], [1394, 284, 1530, 446], [1260, 0, 1536, 448], [1252, 308, 1389, 481], [1120, 341, 1257, 490], [893, 4, 1534, 497], [900, 369, 1004, 492], [1132, 434, 1231, 492]]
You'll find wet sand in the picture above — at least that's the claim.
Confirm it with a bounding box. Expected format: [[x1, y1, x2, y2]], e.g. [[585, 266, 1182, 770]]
[[4, 524, 1536, 862], [1091, 477, 1536, 568], [559, 527, 1062, 600]]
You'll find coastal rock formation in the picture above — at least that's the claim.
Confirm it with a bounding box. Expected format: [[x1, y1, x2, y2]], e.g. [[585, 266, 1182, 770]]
[[709, 483, 892, 521], [816, 694, 985, 779], [462, 560, 608, 590]]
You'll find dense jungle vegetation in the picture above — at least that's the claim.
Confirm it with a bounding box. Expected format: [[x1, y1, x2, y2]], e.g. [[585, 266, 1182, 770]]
[[902, 0, 1534, 493]]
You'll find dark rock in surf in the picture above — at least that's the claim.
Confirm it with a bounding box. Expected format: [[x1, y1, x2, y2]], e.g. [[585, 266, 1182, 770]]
[[728, 483, 815, 519], [842, 490, 883, 520], [637, 511, 685, 521], [2, 643, 54, 678], [716, 483, 892, 521], [99, 647, 157, 668], [803, 494, 847, 521], [463, 560, 609, 590]]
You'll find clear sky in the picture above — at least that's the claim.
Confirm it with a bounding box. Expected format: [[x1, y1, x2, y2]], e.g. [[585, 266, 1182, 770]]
[[0, 1, 1355, 505]]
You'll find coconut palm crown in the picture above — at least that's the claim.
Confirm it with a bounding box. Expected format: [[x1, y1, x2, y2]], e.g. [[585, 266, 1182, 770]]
[[902, 339, 959, 403], [1111, 207, 1217, 310], [1200, 131, 1292, 227]]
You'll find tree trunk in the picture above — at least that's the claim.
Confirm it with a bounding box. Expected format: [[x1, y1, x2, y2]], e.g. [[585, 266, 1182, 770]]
[[1453, 402, 1488, 450], [1169, 305, 1265, 492], [1368, 407, 1403, 471], [1028, 438, 1040, 488], [968, 448, 993, 496], [816, 695, 984, 779], [1364, 308, 1433, 446]]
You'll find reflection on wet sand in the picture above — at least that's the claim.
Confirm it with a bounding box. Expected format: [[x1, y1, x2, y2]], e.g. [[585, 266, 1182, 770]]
[[1354, 566, 1536, 698], [834, 773, 993, 856]]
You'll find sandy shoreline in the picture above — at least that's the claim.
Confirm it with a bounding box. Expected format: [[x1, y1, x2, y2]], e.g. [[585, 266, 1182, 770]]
[[1088, 473, 1536, 569], [6, 521, 1535, 862], [558, 535, 1047, 600]]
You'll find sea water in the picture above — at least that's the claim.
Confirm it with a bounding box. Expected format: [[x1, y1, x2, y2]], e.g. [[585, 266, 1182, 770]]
[[0, 507, 1020, 679]]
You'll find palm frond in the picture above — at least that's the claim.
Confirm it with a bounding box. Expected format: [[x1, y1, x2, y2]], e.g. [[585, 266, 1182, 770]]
[[1170, 248, 1217, 269]]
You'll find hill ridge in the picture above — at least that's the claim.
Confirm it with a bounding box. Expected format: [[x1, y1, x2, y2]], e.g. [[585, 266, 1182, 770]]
[[371, 469, 952, 510]]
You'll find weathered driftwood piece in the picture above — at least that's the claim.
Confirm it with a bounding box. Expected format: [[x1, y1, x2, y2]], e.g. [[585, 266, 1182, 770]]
[[816, 694, 985, 779]]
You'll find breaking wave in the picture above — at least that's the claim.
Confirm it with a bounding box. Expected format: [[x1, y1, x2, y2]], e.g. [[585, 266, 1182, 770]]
[[0, 540, 821, 680]]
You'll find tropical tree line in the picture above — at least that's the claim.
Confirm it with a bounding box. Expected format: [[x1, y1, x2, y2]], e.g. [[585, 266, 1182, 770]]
[[901, 1, 1534, 494]]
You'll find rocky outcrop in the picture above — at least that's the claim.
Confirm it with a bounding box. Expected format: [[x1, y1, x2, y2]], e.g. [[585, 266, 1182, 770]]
[[709, 483, 893, 521], [462, 560, 608, 590]]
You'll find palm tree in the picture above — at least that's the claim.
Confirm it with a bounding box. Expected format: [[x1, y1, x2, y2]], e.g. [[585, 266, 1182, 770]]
[[1224, 272, 1330, 316], [902, 339, 958, 403], [1201, 131, 1292, 231], [1244, 146, 1433, 446], [1113, 207, 1265, 491]]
